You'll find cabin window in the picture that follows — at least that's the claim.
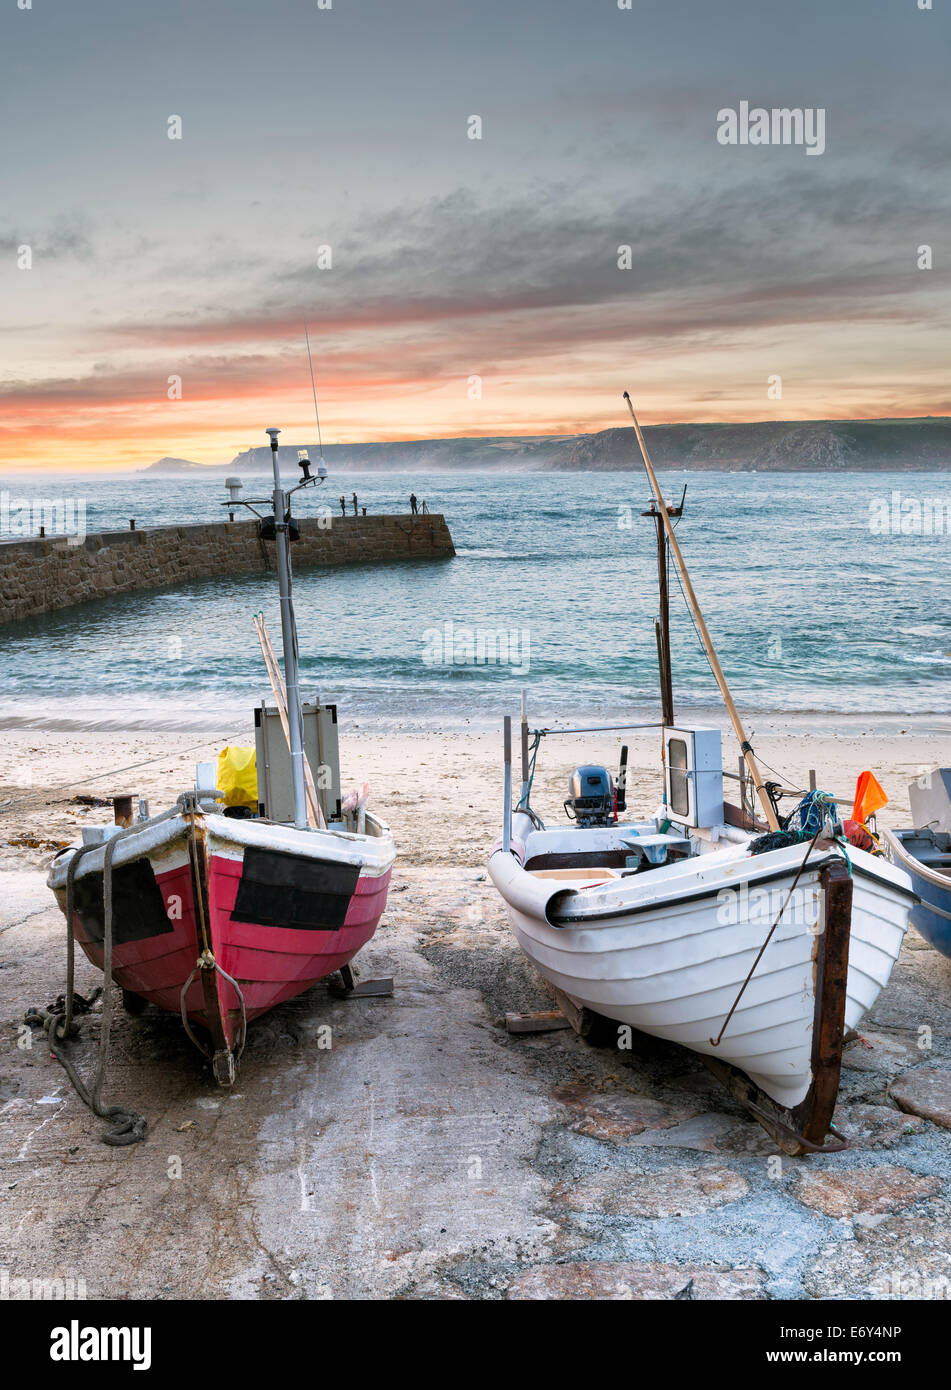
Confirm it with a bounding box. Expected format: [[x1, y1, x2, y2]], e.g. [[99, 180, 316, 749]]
[[668, 738, 690, 817]]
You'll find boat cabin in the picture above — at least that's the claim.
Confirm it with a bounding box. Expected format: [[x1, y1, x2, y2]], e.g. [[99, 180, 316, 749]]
[[516, 723, 751, 881]]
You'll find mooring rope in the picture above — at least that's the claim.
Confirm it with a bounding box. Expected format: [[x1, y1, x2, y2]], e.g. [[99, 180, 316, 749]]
[[179, 953, 247, 1064], [0, 730, 248, 816]]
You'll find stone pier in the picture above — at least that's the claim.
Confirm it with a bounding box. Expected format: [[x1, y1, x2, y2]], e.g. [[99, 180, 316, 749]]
[[0, 513, 455, 624]]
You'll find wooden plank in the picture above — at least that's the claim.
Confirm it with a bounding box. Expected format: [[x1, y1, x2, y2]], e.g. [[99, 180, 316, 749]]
[[546, 983, 595, 1037], [796, 858, 852, 1148], [504, 1010, 571, 1035], [329, 967, 394, 999], [723, 800, 767, 832]]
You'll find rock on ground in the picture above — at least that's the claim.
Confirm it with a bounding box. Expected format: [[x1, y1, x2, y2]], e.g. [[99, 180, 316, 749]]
[[890, 1068, 951, 1131], [806, 1201, 951, 1300], [550, 1165, 748, 1219], [506, 1260, 767, 1300], [794, 1165, 941, 1220]]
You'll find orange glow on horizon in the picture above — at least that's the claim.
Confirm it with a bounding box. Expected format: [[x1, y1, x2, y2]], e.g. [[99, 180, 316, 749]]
[[2, 398, 947, 471], [2, 341, 947, 471]]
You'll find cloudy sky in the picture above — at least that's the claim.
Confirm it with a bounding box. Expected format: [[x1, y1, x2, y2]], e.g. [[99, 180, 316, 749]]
[[1, 0, 948, 469]]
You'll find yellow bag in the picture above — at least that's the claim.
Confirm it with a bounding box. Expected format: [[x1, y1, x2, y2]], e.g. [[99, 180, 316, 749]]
[[216, 746, 258, 810]]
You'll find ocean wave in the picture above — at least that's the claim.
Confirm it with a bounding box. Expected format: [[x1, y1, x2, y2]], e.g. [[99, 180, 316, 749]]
[[898, 650, 951, 666], [452, 548, 519, 560], [3, 469, 951, 730]]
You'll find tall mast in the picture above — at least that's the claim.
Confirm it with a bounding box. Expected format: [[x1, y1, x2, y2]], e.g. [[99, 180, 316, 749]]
[[642, 494, 681, 727], [624, 393, 780, 832], [266, 427, 309, 830]]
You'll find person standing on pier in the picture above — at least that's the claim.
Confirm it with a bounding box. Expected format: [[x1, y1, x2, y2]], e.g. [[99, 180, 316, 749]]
[[339, 495, 346, 517], [352, 492, 358, 515], [410, 492, 418, 515]]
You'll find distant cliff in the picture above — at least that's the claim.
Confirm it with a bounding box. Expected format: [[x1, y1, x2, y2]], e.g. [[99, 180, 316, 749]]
[[145, 455, 212, 472], [552, 418, 951, 471], [142, 417, 951, 474]]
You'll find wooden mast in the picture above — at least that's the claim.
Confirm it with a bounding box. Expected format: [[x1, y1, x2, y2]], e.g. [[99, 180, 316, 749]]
[[642, 494, 681, 728], [624, 392, 780, 832]]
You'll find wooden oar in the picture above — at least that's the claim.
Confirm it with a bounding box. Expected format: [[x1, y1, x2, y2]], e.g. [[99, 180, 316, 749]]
[[253, 614, 326, 829], [623, 392, 780, 832]]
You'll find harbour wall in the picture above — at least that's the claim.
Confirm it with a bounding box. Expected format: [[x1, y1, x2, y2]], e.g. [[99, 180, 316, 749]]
[[0, 514, 455, 625]]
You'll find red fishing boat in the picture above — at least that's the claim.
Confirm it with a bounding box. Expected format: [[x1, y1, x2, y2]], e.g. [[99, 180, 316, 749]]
[[47, 797, 395, 1085], [40, 422, 396, 1141]]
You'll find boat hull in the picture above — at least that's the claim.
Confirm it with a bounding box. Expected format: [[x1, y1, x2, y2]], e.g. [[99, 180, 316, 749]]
[[489, 822, 913, 1139], [49, 808, 394, 1065], [882, 827, 951, 959]]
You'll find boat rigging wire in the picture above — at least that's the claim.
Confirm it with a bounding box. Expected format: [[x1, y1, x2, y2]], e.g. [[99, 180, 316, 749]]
[[0, 730, 250, 816], [663, 515, 810, 804], [517, 729, 543, 814], [709, 823, 825, 1048], [304, 322, 324, 459], [667, 523, 708, 659], [622, 395, 779, 827], [753, 750, 809, 799]]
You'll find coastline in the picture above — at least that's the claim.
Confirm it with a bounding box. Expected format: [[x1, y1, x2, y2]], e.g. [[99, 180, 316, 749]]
[[3, 699, 951, 738]]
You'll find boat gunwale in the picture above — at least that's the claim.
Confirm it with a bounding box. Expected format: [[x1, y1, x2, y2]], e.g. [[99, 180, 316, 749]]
[[882, 825, 951, 895], [521, 847, 917, 927], [48, 806, 396, 891]]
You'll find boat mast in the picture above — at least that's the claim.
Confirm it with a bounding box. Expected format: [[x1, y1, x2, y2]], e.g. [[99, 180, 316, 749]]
[[266, 427, 309, 830], [642, 493, 681, 727], [623, 393, 780, 832]]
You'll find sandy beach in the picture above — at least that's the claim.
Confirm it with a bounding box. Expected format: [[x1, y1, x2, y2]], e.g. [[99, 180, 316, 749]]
[[3, 720, 951, 875], [2, 720, 951, 1300]]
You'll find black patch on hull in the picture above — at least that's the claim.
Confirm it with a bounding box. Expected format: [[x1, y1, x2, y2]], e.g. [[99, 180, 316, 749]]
[[230, 847, 360, 930], [72, 856, 174, 946]]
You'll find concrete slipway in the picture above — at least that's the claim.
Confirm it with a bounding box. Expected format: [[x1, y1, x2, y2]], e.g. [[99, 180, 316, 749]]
[[2, 864, 951, 1302]]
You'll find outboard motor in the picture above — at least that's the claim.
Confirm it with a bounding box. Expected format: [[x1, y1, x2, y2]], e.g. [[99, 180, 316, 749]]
[[565, 765, 615, 827]]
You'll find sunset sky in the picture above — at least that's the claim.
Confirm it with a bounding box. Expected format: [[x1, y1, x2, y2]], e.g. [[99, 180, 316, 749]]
[[1, 0, 949, 471]]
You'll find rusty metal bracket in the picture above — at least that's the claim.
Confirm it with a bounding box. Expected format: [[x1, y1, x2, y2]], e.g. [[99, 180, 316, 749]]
[[329, 964, 394, 998]]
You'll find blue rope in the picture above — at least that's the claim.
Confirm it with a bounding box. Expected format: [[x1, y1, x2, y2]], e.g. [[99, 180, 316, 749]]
[[750, 789, 848, 865], [785, 789, 838, 839]]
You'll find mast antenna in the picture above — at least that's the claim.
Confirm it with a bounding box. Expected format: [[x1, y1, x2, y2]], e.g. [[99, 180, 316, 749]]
[[304, 323, 324, 459]]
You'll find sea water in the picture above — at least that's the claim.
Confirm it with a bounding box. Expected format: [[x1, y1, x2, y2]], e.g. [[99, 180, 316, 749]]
[[0, 468, 949, 732]]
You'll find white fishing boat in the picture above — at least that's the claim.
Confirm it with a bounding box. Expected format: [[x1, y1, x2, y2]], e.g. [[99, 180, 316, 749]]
[[488, 395, 916, 1154]]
